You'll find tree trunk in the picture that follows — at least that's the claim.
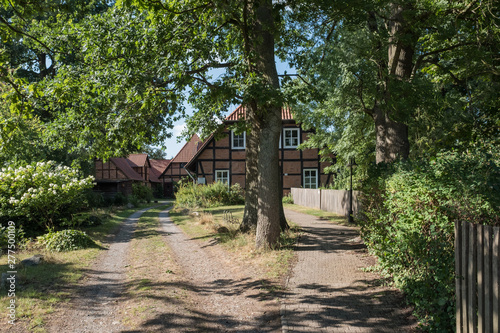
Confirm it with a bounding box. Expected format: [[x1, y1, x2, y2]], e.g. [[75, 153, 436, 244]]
[[243, 0, 284, 249], [240, 109, 259, 233], [372, 2, 413, 164], [254, 104, 282, 249], [373, 107, 409, 163]]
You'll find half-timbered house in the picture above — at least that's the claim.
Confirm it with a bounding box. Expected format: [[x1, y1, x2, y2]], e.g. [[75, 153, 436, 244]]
[[159, 134, 203, 197], [185, 105, 334, 195], [94, 154, 170, 197]]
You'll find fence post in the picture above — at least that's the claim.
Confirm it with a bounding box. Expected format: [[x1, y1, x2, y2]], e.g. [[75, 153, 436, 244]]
[[468, 223, 477, 333], [478, 224, 484, 333], [485, 226, 492, 333], [319, 189, 322, 211], [456, 220, 463, 333], [493, 227, 499, 333]]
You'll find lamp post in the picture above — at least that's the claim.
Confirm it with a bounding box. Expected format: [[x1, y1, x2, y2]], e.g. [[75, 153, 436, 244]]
[[347, 157, 357, 223]]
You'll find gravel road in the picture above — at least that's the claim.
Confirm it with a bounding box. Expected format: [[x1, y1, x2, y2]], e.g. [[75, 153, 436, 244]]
[[45, 206, 280, 332], [46, 207, 154, 333], [157, 208, 281, 332]]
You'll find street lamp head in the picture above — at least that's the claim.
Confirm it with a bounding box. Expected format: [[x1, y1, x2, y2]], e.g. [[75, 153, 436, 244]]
[[347, 157, 357, 168]]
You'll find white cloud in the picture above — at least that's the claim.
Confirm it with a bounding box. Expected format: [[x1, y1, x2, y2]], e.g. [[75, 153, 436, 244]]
[[173, 123, 187, 138]]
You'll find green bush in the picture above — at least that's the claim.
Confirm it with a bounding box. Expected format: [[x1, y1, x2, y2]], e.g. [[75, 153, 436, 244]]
[[0, 223, 25, 252], [152, 183, 163, 198], [132, 183, 154, 203], [282, 193, 294, 204], [127, 194, 140, 207], [84, 190, 106, 208], [113, 192, 127, 206], [175, 182, 244, 208], [0, 161, 95, 233], [64, 211, 104, 228], [360, 144, 499, 331], [37, 229, 97, 252]]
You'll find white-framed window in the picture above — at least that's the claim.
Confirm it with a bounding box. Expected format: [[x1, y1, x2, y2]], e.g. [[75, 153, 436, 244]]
[[303, 169, 318, 189], [231, 131, 245, 149], [215, 170, 230, 185], [283, 128, 300, 148]]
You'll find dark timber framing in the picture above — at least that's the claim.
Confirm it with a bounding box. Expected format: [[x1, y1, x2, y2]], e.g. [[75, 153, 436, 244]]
[[185, 107, 335, 195]]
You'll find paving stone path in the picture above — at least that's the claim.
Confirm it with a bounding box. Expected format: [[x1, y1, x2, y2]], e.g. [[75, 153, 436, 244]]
[[281, 209, 416, 333]]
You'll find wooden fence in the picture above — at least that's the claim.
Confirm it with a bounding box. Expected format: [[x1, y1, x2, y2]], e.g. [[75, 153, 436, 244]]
[[290, 188, 360, 216], [455, 221, 500, 332]]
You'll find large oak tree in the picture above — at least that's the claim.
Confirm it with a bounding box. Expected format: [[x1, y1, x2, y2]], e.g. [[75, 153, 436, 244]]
[[115, 0, 288, 248], [285, 0, 499, 168]]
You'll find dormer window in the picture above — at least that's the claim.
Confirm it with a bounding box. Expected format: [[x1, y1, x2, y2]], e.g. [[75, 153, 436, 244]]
[[231, 131, 246, 149], [283, 128, 300, 148]]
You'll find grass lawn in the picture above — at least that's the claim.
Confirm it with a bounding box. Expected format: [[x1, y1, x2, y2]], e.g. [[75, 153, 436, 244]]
[[169, 205, 301, 282], [283, 203, 355, 227], [0, 203, 155, 333]]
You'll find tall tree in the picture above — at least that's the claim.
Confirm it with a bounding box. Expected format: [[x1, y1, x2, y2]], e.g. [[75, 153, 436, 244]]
[[134, 0, 287, 248], [28, 0, 287, 247], [285, 0, 499, 165], [0, 0, 111, 167], [2, 0, 290, 247]]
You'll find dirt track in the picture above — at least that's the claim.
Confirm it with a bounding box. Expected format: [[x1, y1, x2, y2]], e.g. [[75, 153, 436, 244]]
[[41, 205, 416, 332], [44, 206, 280, 332]]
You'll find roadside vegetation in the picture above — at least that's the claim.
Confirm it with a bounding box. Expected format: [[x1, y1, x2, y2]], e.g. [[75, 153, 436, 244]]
[[0, 161, 156, 248], [175, 182, 244, 208], [283, 203, 353, 227], [359, 144, 500, 331], [0, 204, 153, 333]]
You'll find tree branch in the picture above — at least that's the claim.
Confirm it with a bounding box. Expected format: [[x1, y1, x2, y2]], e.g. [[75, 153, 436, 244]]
[[352, 72, 373, 117], [184, 62, 235, 76], [0, 71, 26, 100], [0, 15, 54, 55], [144, 0, 213, 15], [7, 0, 28, 23], [411, 42, 475, 79], [320, 20, 337, 63]]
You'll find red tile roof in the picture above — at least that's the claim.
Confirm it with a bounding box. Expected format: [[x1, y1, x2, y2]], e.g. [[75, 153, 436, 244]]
[[225, 105, 294, 121], [184, 105, 295, 170], [127, 154, 148, 167], [149, 159, 170, 182], [171, 134, 202, 163], [110, 158, 144, 181]]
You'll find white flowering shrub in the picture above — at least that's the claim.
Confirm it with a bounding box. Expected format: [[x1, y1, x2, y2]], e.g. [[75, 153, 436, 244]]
[[0, 161, 95, 231]]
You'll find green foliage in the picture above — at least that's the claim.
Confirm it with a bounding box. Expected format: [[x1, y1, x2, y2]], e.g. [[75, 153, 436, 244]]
[[1, 1, 177, 161], [360, 143, 499, 331], [65, 211, 104, 228], [175, 182, 244, 208], [285, 0, 499, 170], [132, 183, 153, 203], [37, 229, 97, 252], [113, 192, 128, 206], [84, 190, 106, 208], [0, 161, 95, 233], [282, 193, 294, 204], [127, 194, 140, 207], [151, 183, 163, 198], [0, 224, 25, 251]]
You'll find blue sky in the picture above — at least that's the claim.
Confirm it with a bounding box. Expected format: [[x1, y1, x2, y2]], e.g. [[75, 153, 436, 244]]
[[161, 60, 294, 159]]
